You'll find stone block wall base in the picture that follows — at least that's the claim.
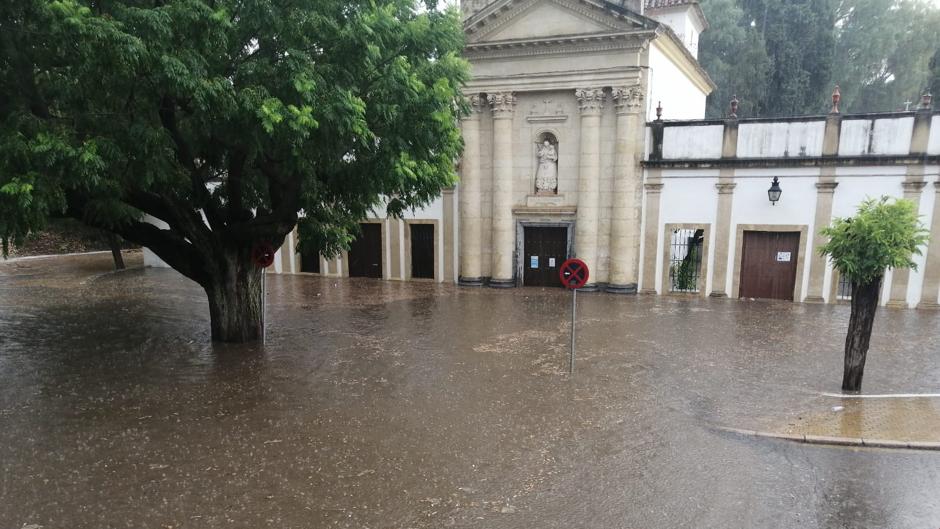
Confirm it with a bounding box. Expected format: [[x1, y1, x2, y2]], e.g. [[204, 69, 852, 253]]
[[576, 283, 600, 292], [709, 292, 728, 298], [916, 302, 940, 310], [885, 300, 909, 309], [606, 283, 638, 294], [458, 276, 484, 287], [804, 296, 826, 304], [488, 278, 515, 288], [639, 289, 658, 295]]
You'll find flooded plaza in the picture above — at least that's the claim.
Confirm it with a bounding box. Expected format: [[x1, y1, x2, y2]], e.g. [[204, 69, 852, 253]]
[[2, 253, 940, 528]]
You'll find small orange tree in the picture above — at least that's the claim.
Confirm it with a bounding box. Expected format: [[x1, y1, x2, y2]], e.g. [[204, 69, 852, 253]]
[[819, 197, 928, 392]]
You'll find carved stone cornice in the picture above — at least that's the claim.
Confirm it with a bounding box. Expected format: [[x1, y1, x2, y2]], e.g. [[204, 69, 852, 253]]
[[488, 92, 516, 119], [464, 34, 651, 60], [612, 85, 644, 114], [715, 182, 737, 195], [644, 182, 664, 193], [815, 181, 838, 193], [575, 88, 606, 115]]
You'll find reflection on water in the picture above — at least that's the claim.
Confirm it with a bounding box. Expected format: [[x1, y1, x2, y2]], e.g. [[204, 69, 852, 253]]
[[1, 253, 939, 528]]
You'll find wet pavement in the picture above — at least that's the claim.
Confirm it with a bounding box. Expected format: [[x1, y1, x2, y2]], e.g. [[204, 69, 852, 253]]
[[1, 253, 940, 528]]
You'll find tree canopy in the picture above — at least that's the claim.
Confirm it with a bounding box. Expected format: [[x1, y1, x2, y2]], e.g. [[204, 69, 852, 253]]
[[0, 0, 469, 341], [819, 197, 929, 285], [699, 0, 940, 117]]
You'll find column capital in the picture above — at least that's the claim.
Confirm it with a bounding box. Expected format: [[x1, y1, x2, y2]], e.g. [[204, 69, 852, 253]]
[[467, 94, 485, 115], [644, 182, 664, 193], [815, 181, 838, 193], [488, 92, 515, 119], [575, 88, 606, 115], [612, 85, 644, 114], [716, 182, 737, 195], [902, 180, 927, 192]]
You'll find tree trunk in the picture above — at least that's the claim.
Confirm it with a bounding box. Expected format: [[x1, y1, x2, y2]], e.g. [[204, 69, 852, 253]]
[[842, 276, 882, 392], [107, 233, 125, 270], [204, 249, 264, 343]]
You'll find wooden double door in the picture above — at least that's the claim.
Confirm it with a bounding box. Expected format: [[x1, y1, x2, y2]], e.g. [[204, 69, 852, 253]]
[[738, 231, 800, 300], [522, 226, 568, 287], [348, 223, 383, 278]]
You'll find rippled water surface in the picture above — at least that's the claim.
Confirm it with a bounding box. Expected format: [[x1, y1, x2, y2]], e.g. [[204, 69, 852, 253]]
[[1, 253, 939, 528]]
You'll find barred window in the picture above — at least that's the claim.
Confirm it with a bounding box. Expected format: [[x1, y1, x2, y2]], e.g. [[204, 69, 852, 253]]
[[669, 228, 704, 293], [836, 273, 852, 301]]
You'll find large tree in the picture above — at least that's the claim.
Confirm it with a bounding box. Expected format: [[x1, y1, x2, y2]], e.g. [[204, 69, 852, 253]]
[[0, 1, 468, 342], [819, 198, 928, 392]]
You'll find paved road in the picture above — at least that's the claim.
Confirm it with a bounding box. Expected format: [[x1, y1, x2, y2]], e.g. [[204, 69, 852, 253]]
[[1, 254, 939, 528]]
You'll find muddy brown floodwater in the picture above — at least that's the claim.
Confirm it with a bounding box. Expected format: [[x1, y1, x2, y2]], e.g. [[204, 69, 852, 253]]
[[1, 253, 940, 528]]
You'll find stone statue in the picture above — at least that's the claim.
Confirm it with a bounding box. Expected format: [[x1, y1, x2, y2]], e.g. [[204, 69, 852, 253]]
[[534, 140, 558, 193]]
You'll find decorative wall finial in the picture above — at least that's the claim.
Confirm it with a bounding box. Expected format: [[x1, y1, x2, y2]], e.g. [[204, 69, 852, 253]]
[[729, 95, 739, 119], [830, 85, 841, 114], [656, 101, 662, 120], [922, 90, 933, 110]]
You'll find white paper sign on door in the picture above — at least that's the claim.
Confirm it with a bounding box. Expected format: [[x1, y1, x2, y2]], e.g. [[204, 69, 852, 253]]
[[548, 257, 556, 267], [530, 255, 539, 268], [776, 251, 791, 262]]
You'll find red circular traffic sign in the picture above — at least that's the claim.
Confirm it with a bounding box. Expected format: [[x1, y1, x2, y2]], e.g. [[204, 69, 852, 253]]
[[251, 242, 276, 268], [559, 258, 589, 289]]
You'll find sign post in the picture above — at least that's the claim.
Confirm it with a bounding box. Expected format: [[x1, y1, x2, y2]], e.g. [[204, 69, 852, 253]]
[[251, 242, 276, 344], [559, 258, 589, 374]]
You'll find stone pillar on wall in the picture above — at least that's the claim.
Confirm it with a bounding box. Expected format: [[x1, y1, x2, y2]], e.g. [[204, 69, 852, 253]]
[[574, 87, 605, 290], [804, 176, 838, 303], [918, 181, 940, 309], [442, 187, 456, 283], [488, 92, 516, 288], [886, 178, 928, 307], [607, 85, 644, 293], [639, 179, 663, 294], [710, 180, 736, 297], [458, 95, 484, 286]]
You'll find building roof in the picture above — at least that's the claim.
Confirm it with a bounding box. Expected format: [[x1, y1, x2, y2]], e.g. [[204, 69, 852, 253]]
[[645, 0, 697, 9]]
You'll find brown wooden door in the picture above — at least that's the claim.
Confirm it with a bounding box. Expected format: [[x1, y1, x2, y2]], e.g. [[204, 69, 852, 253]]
[[348, 223, 382, 278], [739, 231, 800, 300], [410, 224, 434, 279], [523, 227, 568, 287]]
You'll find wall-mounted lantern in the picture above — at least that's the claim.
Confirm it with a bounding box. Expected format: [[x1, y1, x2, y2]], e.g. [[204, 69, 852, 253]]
[[768, 176, 782, 205]]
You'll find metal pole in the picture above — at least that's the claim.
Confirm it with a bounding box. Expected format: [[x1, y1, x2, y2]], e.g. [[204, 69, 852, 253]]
[[261, 268, 266, 345], [569, 288, 576, 374]]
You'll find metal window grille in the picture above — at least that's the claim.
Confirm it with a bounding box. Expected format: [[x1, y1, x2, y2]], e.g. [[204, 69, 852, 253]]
[[836, 273, 852, 301], [669, 228, 704, 293]]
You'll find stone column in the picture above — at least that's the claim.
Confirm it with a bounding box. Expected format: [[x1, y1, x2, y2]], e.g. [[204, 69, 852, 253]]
[[458, 95, 484, 286], [488, 92, 516, 288], [639, 179, 663, 294], [574, 87, 605, 290], [710, 180, 736, 297], [886, 179, 927, 307], [607, 86, 644, 293], [918, 181, 940, 309], [804, 177, 838, 303]]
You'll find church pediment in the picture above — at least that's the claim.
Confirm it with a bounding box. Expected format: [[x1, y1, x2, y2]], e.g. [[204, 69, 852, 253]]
[[465, 0, 655, 45]]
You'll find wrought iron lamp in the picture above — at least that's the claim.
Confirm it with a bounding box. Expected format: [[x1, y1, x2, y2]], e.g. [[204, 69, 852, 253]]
[[768, 177, 782, 205]]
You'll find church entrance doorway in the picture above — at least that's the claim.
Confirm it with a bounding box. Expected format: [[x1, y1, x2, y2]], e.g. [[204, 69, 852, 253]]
[[522, 226, 568, 287], [348, 223, 383, 278]]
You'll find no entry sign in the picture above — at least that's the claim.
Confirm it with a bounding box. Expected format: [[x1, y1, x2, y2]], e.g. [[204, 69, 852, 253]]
[[559, 258, 589, 290], [251, 242, 276, 268]]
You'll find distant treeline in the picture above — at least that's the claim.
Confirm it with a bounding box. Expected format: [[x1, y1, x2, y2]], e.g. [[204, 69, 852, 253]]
[[698, 0, 940, 118]]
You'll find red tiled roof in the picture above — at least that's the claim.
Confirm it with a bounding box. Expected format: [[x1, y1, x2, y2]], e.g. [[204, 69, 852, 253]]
[[645, 0, 697, 9]]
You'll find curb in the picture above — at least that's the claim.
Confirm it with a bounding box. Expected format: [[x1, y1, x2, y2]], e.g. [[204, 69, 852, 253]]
[[717, 426, 940, 451]]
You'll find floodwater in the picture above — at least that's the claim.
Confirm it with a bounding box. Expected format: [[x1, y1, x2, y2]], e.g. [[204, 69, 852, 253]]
[[1, 253, 940, 528]]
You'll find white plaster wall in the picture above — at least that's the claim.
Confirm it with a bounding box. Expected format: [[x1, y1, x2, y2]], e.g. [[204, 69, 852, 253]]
[[647, 43, 707, 121], [727, 170, 819, 301], [647, 9, 700, 57], [142, 215, 171, 268], [737, 121, 825, 158], [927, 116, 940, 155], [662, 125, 723, 159], [838, 119, 871, 156], [659, 173, 719, 293], [871, 117, 914, 155]]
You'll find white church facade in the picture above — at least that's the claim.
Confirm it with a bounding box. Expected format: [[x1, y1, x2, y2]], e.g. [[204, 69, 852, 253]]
[[143, 0, 940, 308]]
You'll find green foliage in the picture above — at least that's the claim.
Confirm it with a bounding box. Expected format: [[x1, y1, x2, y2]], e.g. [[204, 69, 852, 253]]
[[0, 0, 469, 268], [699, 0, 940, 116], [819, 197, 929, 285], [673, 246, 699, 291], [930, 48, 940, 102]]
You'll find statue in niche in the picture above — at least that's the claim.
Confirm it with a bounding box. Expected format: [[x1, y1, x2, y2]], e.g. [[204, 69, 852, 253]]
[[534, 139, 558, 194]]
